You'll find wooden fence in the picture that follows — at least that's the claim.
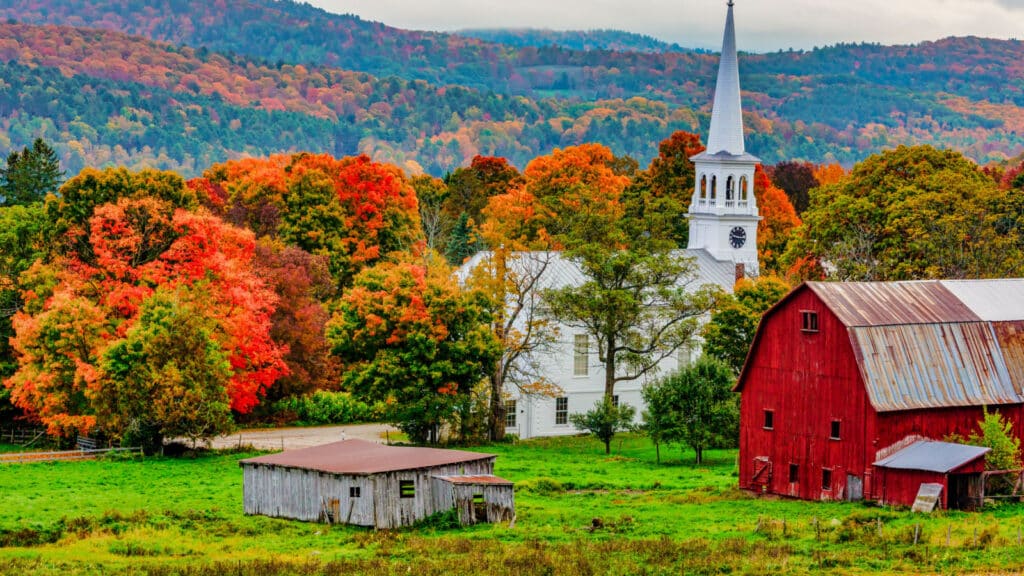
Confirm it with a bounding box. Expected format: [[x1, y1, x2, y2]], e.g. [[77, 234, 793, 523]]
[[0, 446, 142, 464], [1, 427, 46, 446]]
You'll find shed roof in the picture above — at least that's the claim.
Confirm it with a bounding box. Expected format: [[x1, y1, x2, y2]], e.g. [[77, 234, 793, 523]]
[[238, 439, 496, 475], [873, 440, 990, 473], [432, 474, 513, 486]]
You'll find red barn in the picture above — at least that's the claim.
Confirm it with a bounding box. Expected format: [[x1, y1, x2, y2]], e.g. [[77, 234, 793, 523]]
[[736, 280, 1024, 509]]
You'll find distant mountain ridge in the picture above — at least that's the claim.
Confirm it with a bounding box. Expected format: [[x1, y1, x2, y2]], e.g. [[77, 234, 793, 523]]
[[0, 0, 1023, 172], [455, 28, 697, 54]]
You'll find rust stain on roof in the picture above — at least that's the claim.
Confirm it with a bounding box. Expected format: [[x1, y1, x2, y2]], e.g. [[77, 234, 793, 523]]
[[433, 475, 513, 485], [239, 439, 496, 475], [851, 322, 1024, 412], [808, 281, 980, 327]]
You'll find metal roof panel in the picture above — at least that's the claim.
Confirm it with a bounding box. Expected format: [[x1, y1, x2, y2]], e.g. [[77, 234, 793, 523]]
[[851, 323, 1024, 411], [939, 279, 1024, 322], [874, 440, 990, 473], [809, 281, 980, 327]]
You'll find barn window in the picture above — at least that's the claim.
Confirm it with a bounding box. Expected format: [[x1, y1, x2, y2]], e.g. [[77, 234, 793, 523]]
[[830, 420, 841, 440], [399, 480, 415, 499], [789, 463, 799, 483], [505, 400, 517, 428], [573, 334, 589, 376], [350, 486, 361, 498], [801, 310, 819, 333], [763, 410, 774, 430], [821, 468, 833, 491], [555, 397, 569, 425]]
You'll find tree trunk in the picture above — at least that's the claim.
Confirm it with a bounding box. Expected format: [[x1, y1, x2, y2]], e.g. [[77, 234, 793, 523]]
[[604, 438, 611, 454], [604, 334, 616, 399], [488, 370, 506, 441], [695, 445, 703, 465], [655, 441, 661, 464]]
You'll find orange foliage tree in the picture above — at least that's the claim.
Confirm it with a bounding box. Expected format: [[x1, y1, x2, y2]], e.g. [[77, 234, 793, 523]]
[[753, 165, 801, 276]]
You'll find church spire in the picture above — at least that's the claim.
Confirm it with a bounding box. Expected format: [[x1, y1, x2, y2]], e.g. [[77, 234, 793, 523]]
[[705, 0, 745, 156]]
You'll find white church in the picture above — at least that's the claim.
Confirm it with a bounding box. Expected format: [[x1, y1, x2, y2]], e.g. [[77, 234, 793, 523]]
[[462, 1, 761, 439]]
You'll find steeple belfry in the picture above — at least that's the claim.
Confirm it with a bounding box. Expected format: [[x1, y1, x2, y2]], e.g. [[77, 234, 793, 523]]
[[686, 1, 761, 276], [705, 0, 745, 156]]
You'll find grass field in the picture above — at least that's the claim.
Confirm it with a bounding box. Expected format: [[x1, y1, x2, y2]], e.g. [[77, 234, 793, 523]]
[[1, 435, 1024, 575]]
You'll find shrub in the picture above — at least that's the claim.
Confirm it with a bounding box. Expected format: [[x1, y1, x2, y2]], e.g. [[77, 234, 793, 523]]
[[271, 391, 383, 426]]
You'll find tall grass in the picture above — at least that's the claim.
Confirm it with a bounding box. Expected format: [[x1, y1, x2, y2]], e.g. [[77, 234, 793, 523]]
[[1, 434, 1023, 574]]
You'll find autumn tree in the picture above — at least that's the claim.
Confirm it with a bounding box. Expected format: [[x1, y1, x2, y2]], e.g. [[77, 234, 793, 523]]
[[766, 161, 818, 214], [4, 169, 288, 441], [783, 145, 1024, 281], [625, 131, 705, 245], [703, 275, 790, 374], [410, 174, 449, 252], [327, 255, 500, 443], [251, 239, 338, 407], [198, 153, 423, 288], [641, 356, 737, 464], [1, 138, 64, 206], [95, 287, 234, 452], [443, 156, 523, 233], [752, 165, 802, 276]]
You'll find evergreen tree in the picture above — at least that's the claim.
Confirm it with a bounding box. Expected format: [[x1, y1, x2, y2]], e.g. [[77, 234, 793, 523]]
[[0, 138, 65, 206], [445, 212, 479, 265]]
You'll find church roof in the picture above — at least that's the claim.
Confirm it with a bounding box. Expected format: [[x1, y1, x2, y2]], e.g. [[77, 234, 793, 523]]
[[703, 1, 758, 161], [458, 249, 738, 295]]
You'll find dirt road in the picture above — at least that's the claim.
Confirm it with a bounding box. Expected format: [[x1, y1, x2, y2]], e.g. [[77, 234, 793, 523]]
[[206, 423, 400, 451]]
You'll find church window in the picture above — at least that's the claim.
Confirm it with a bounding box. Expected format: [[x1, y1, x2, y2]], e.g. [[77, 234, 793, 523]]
[[555, 397, 569, 425], [700, 175, 707, 199], [710, 175, 717, 199], [573, 334, 589, 376], [726, 176, 735, 200], [740, 176, 749, 201]]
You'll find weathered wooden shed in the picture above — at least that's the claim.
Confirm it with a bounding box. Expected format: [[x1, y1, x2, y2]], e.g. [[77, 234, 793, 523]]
[[736, 280, 1024, 508], [239, 439, 514, 529], [873, 440, 989, 509]]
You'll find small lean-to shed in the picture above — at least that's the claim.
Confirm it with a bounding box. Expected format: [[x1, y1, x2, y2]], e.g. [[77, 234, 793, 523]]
[[431, 475, 515, 525], [873, 440, 990, 509], [239, 439, 514, 529]]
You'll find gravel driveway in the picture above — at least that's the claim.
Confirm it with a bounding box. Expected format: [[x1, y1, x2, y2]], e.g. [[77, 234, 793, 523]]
[[205, 423, 400, 451]]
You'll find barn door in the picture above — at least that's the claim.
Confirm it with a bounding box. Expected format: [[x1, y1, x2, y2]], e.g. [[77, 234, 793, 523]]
[[751, 456, 772, 491], [846, 475, 863, 501]]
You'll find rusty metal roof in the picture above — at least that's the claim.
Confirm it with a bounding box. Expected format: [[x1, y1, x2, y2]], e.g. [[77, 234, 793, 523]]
[[238, 439, 496, 475], [851, 323, 1024, 412], [874, 440, 990, 473], [432, 474, 514, 486], [807, 281, 980, 327]]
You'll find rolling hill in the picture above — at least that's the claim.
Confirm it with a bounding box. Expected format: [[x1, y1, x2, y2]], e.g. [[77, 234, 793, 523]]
[[0, 0, 1023, 174]]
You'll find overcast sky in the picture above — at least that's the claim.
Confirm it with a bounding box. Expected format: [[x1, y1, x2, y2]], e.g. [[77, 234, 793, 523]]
[[305, 0, 1024, 52]]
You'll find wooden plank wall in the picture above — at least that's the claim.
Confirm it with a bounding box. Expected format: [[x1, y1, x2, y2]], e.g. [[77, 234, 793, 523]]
[[242, 457, 497, 529]]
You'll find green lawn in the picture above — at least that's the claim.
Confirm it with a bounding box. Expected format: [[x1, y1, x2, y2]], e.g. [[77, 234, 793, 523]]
[[1, 435, 1023, 575]]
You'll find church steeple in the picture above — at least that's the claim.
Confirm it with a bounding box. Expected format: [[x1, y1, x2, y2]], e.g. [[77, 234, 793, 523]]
[[705, 0, 745, 156], [686, 1, 761, 276]]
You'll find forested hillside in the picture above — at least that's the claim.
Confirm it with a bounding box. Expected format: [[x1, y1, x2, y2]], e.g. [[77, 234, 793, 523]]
[[1, 0, 1023, 172], [455, 28, 692, 53]]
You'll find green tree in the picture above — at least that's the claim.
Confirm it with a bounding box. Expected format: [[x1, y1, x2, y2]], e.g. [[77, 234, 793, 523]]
[[703, 276, 790, 374], [327, 255, 500, 443], [0, 138, 64, 206], [641, 356, 738, 464], [544, 246, 719, 400], [96, 287, 234, 452], [957, 409, 1024, 495], [783, 145, 1024, 281], [445, 212, 480, 265], [570, 397, 637, 455]]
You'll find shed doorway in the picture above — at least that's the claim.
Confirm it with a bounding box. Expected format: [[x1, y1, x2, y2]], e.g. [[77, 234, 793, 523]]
[[948, 474, 976, 510]]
